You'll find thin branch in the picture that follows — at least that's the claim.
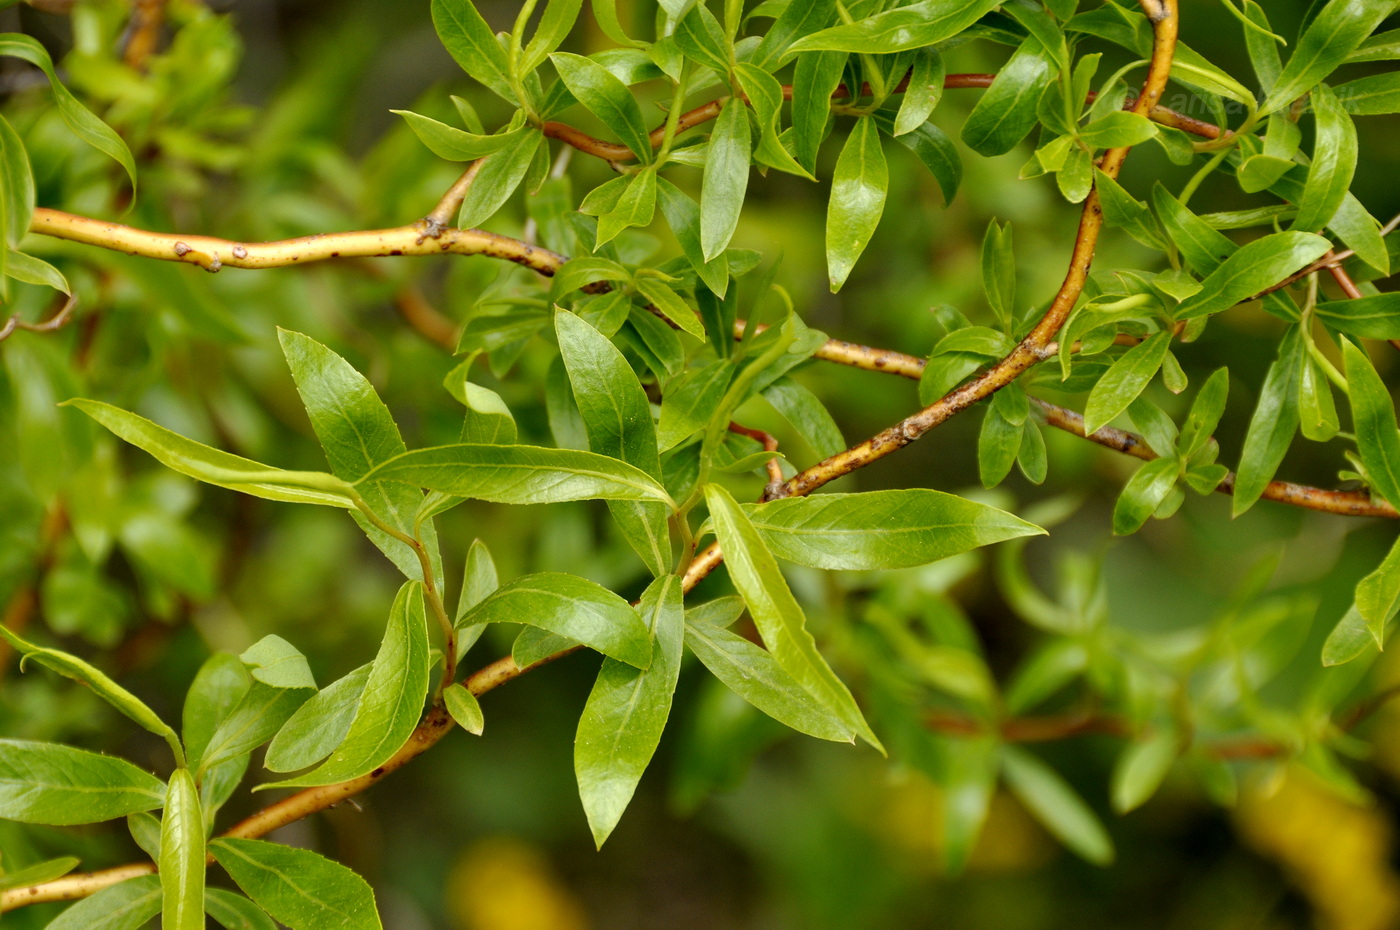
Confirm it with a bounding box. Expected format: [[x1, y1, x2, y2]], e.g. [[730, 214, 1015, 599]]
[[727, 421, 785, 498], [122, 0, 166, 71], [424, 159, 485, 234], [0, 294, 78, 343]]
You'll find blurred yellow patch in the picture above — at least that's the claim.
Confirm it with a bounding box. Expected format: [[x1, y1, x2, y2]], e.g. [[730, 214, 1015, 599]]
[[882, 770, 1054, 873], [446, 836, 590, 930], [1236, 772, 1400, 930]]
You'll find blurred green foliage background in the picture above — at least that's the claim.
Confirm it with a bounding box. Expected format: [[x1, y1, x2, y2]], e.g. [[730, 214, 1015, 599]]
[[4, 1, 1400, 927]]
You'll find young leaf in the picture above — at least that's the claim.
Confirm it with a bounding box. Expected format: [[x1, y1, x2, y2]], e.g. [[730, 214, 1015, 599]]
[[0, 739, 165, 824], [393, 113, 529, 161], [1112, 457, 1180, 535], [1343, 339, 1400, 510], [791, 50, 848, 173], [430, 0, 516, 103], [461, 572, 653, 668], [1297, 354, 1340, 442], [555, 309, 671, 576], [1179, 367, 1230, 459], [1356, 535, 1400, 646], [521, 0, 584, 74], [961, 35, 1056, 156], [264, 665, 371, 773], [701, 98, 752, 262], [1083, 331, 1173, 436], [457, 129, 545, 229], [981, 220, 1015, 328], [786, 0, 1002, 54], [0, 856, 80, 892], [1233, 327, 1304, 515], [675, 3, 732, 75], [44, 875, 162, 930], [894, 48, 945, 136], [826, 115, 888, 293], [1322, 604, 1377, 666], [575, 575, 684, 847], [0, 627, 184, 765], [551, 52, 652, 162], [443, 683, 485, 735], [204, 888, 278, 930], [361, 443, 674, 506], [1292, 84, 1358, 232], [1078, 112, 1157, 148], [161, 769, 206, 930], [1260, 0, 1396, 114], [263, 582, 428, 789], [761, 376, 846, 459], [182, 653, 250, 771], [658, 359, 734, 451], [704, 484, 881, 750], [656, 178, 730, 297], [1001, 746, 1114, 865], [211, 838, 382, 930], [751, 0, 836, 70], [1110, 730, 1176, 813], [1175, 232, 1331, 319]]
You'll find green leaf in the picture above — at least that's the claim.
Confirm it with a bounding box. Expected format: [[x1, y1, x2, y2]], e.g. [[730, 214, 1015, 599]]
[[393, 112, 528, 161], [0, 35, 137, 195], [264, 582, 428, 789], [161, 768, 205, 930], [1083, 331, 1173, 436], [1001, 746, 1114, 865], [1315, 293, 1400, 340], [1260, 0, 1396, 114], [742, 489, 1042, 570], [445, 358, 518, 445], [1336, 71, 1400, 114], [787, 0, 1002, 53], [0, 627, 184, 765], [462, 572, 653, 668], [1112, 457, 1180, 535], [361, 443, 674, 507], [675, 3, 732, 75], [960, 35, 1056, 157], [182, 654, 249, 770], [0, 855, 80, 892], [635, 276, 705, 339], [752, 0, 835, 70], [551, 52, 652, 161], [1292, 84, 1358, 231], [1079, 111, 1157, 148], [939, 736, 999, 876], [44, 875, 162, 930], [457, 129, 545, 229], [761, 376, 846, 459], [701, 98, 752, 262], [1233, 327, 1304, 515], [980, 219, 1015, 328], [198, 682, 311, 776], [684, 617, 853, 741], [735, 62, 814, 179], [264, 665, 371, 773], [211, 838, 382, 930], [880, 115, 962, 203], [0, 739, 165, 824], [1111, 731, 1177, 814], [205, 888, 278, 930], [522, 0, 584, 74], [1179, 367, 1230, 459], [1357, 535, 1400, 646], [555, 309, 671, 576], [575, 575, 684, 847], [1322, 604, 1376, 666], [791, 50, 848, 173], [1243, 0, 1283, 92], [656, 178, 730, 297], [1298, 354, 1340, 442], [430, 0, 517, 103], [1174, 232, 1331, 319], [443, 682, 485, 735], [7, 249, 70, 294], [894, 48, 945, 136], [1151, 183, 1238, 276], [826, 115, 888, 293], [658, 359, 734, 451], [704, 484, 881, 750], [1344, 339, 1400, 510], [0, 115, 31, 291]]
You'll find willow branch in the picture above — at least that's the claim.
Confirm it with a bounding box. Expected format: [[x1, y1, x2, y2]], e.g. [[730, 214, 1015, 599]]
[[0, 294, 78, 343], [424, 159, 485, 233]]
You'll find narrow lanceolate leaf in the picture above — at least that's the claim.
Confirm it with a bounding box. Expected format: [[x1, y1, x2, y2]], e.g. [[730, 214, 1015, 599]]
[[752, 0, 836, 70], [0, 739, 165, 824], [1001, 746, 1114, 865], [0, 856, 80, 892], [701, 98, 751, 262], [551, 52, 652, 162], [361, 443, 673, 507], [1316, 293, 1400, 339], [575, 575, 684, 848], [656, 178, 729, 297], [521, 0, 584, 74], [826, 116, 887, 293], [0, 628, 184, 765], [264, 582, 428, 789], [0, 35, 137, 193], [882, 116, 962, 204], [791, 50, 847, 173], [430, 0, 516, 102], [462, 572, 653, 668], [787, 0, 1002, 54], [1083, 331, 1173, 436], [44, 875, 162, 930], [264, 665, 371, 773], [1336, 71, 1400, 114], [279, 330, 441, 585], [1110, 730, 1177, 813], [1323, 604, 1376, 666], [1233, 327, 1304, 515], [1260, 0, 1397, 114], [1078, 111, 1157, 148], [556, 310, 670, 576], [704, 484, 881, 750], [65, 399, 355, 508], [1174, 232, 1331, 320], [894, 48, 945, 136], [161, 769, 205, 930], [1357, 535, 1400, 646], [211, 838, 382, 930], [961, 35, 1056, 157], [393, 112, 528, 161], [1292, 84, 1357, 232], [457, 129, 544, 229], [684, 619, 854, 741], [1344, 339, 1400, 510], [742, 490, 1043, 570], [980, 220, 1015, 328]]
